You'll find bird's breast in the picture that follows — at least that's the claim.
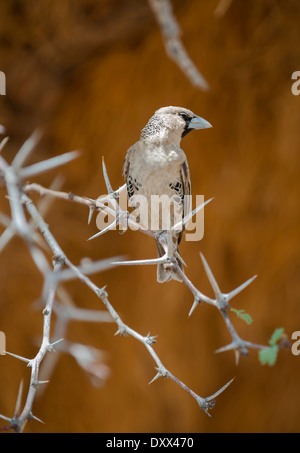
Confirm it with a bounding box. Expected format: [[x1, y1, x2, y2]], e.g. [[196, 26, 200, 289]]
[[128, 148, 183, 197], [142, 145, 185, 168]]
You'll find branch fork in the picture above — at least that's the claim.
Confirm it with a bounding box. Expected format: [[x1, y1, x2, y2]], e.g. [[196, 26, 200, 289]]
[[0, 133, 267, 430]]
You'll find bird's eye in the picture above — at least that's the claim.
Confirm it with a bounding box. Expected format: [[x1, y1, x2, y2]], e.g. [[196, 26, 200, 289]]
[[179, 113, 189, 121]]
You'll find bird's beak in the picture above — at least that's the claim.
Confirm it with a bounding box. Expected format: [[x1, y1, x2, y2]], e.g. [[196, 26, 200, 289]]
[[188, 115, 212, 130]]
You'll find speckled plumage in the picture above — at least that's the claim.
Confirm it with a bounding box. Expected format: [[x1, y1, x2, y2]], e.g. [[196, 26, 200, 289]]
[[123, 106, 212, 282]]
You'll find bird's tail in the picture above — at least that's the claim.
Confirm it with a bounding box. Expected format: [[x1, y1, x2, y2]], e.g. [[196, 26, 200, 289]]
[[156, 239, 183, 283]]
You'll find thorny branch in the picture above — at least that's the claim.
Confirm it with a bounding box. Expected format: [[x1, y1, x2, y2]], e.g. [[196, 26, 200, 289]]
[[0, 138, 119, 432], [85, 160, 268, 365], [7, 259, 63, 432], [0, 135, 236, 432], [24, 157, 266, 367], [23, 154, 271, 366], [148, 0, 209, 91]]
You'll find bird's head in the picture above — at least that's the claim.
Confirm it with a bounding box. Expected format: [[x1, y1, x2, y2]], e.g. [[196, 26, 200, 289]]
[[140, 106, 212, 144]]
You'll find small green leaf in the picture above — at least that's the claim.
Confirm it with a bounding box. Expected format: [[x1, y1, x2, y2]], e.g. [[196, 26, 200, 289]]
[[269, 328, 285, 347], [259, 345, 279, 366], [230, 308, 253, 325], [259, 328, 287, 366]]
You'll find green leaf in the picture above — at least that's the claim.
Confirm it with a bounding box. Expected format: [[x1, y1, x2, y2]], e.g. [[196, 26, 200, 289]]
[[269, 328, 285, 346], [230, 308, 253, 325], [259, 345, 279, 366], [259, 328, 286, 366]]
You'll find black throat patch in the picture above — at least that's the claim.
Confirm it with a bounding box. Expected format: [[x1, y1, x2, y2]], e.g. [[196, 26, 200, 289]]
[[181, 119, 192, 138]]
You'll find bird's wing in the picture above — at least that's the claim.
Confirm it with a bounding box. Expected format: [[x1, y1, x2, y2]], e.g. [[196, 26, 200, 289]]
[[122, 148, 130, 179], [180, 159, 191, 216], [178, 159, 191, 244], [122, 146, 140, 202], [122, 149, 132, 200]]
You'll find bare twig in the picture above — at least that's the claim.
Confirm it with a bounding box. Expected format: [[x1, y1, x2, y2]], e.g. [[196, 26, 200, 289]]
[[14, 259, 63, 432], [0, 146, 120, 431], [148, 0, 209, 90]]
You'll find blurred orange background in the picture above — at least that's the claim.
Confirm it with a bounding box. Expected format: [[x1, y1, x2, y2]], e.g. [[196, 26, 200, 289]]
[[0, 0, 299, 433]]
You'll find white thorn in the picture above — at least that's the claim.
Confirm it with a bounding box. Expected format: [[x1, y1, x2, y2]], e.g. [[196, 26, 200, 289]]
[[88, 221, 117, 240], [14, 380, 24, 417], [148, 372, 161, 385], [112, 256, 167, 266], [102, 157, 114, 194], [226, 275, 257, 301], [172, 198, 213, 231], [19, 150, 80, 180], [200, 253, 222, 299], [0, 136, 9, 153], [5, 351, 31, 364], [12, 129, 42, 169], [206, 377, 235, 401], [88, 206, 94, 225], [188, 299, 198, 317]]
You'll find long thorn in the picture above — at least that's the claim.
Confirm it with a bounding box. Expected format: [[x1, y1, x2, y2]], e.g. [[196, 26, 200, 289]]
[[48, 338, 64, 351], [175, 250, 187, 267], [206, 377, 235, 401], [19, 150, 80, 179], [0, 136, 9, 153], [112, 256, 167, 266], [12, 129, 42, 169], [0, 414, 12, 423], [102, 157, 114, 194], [88, 206, 94, 225], [200, 253, 222, 298], [30, 413, 45, 424], [172, 198, 213, 231], [0, 226, 15, 253], [14, 380, 24, 417], [226, 275, 257, 301], [5, 351, 31, 364], [214, 342, 236, 354], [148, 372, 161, 385], [88, 220, 117, 240], [188, 299, 199, 317]]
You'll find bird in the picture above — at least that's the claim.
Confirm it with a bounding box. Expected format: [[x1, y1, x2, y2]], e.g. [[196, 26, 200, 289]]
[[122, 106, 212, 283]]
